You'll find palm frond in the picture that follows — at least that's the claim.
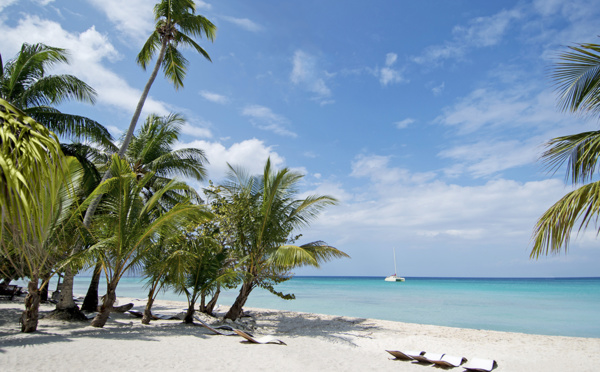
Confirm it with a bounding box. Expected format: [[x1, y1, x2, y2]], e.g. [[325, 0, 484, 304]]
[[552, 43, 600, 117], [531, 181, 600, 258]]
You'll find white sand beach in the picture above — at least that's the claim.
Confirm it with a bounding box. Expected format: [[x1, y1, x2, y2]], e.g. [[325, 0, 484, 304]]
[[1, 297, 599, 372]]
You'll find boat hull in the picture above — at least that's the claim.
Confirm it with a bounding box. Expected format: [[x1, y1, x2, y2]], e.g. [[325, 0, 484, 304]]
[[385, 275, 405, 282]]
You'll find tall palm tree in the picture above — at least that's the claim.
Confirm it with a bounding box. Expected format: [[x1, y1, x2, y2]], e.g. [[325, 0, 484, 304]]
[[0, 43, 113, 147], [76, 154, 212, 328], [214, 159, 349, 321], [0, 98, 84, 332], [79, 112, 208, 311], [531, 41, 600, 257], [74, 2, 216, 311]]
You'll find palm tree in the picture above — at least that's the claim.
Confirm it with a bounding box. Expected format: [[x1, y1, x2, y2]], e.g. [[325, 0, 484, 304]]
[[119, 0, 216, 160], [74, 1, 216, 312], [0, 43, 113, 147], [213, 159, 349, 321], [77, 154, 212, 328], [80, 113, 208, 311], [531, 41, 600, 257], [0, 98, 84, 332]]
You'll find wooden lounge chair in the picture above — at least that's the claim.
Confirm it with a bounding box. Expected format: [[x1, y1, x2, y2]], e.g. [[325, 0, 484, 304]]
[[386, 350, 426, 361], [429, 354, 468, 368], [195, 317, 238, 336], [412, 352, 444, 364], [233, 329, 287, 345], [462, 358, 498, 371]]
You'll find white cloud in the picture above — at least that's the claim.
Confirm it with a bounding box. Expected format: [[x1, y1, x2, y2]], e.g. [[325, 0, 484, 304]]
[[308, 154, 573, 268], [0, 15, 170, 130], [0, 0, 18, 11], [395, 118, 415, 129], [181, 123, 212, 138], [378, 52, 406, 86], [175, 138, 285, 182], [220, 16, 262, 32], [200, 90, 229, 104], [290, 50, 332, 103], [431, 82, 445, 96], [412, 8, 522, 65], [195, 1, 212, 10], [438, 139, 540, 178], [242, 105, 297, 137], [87, 0, 155, 43]]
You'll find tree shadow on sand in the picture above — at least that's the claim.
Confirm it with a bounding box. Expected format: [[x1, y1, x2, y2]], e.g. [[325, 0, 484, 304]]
[[0, 307, 213, 352], [244, 309, 381, 347]]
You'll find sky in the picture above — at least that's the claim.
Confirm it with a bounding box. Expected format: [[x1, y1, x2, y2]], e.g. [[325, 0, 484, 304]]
[[2, 0, 600, 277]]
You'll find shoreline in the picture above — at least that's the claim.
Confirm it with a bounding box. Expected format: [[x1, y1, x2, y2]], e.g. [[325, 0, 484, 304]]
[[1, 297, 599, 371]]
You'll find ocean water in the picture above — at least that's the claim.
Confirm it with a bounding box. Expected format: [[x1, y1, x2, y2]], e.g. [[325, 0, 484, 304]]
[[57, 276, 600, 338]]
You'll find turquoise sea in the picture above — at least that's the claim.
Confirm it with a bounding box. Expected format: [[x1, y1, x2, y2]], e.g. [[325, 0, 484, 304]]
[[61, 276, 600, 338]]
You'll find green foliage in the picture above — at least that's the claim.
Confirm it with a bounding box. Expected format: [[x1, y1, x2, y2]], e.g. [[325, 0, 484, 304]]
[[532, 40, 600, 258], [0, 43, 112, 147], [213, 158, 349, 304], [137, 0, 216, 89], [77, 155, 212, 287], [125, 113, 207, 206]]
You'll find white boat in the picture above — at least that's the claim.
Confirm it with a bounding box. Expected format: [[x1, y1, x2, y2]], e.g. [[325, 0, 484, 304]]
[[385, 248, 405, 282]]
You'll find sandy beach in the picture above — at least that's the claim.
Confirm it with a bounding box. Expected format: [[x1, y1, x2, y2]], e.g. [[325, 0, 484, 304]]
[[1, 297, 599, 372]]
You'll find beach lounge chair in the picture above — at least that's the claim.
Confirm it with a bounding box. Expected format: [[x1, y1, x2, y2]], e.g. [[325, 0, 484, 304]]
[[233, 329, 287, 345], [412, 352, 444, 364], [386, 350, 425, 361], [429, 354, 468, 368], [194, 317, 238, 336], [462, 358, 498, 372]]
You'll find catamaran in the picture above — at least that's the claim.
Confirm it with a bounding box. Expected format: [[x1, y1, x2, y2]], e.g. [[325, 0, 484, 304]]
[[385, 248, 405, 282]]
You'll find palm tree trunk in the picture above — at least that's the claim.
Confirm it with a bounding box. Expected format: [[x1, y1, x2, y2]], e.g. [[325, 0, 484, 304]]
[[91, 283, 117, 328], [58, 40, 170, 318], [39, 273, 50, 302], [21, 277, 40, 333], [81, 261, 102, 311], [201, 285, 220, 315], [224, 281, 254, 321], [56, 266, 77, 311], [142, 287, 156, 325], [117, 39, 168, 158], [184, 302, 195, 324]]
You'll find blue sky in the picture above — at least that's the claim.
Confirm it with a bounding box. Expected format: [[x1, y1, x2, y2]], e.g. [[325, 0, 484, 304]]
[[2, 0, 600, 277]]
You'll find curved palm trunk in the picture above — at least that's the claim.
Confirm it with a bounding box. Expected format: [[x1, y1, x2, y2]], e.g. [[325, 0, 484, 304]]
[[184, 302, 196, 324], [21, 277, 40, 333], [200, 285, 220, 315], [224, 281, 254, 321], [142, 297, 155, 325], [91, 283, 117, 328], [81, 262, 102, 311], [59, 40, 169, 316]]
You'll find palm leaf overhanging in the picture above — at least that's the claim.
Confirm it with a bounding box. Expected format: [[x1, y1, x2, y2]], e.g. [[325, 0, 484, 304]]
[[0, 43, 112, 147], [532, 40, 600, 258]]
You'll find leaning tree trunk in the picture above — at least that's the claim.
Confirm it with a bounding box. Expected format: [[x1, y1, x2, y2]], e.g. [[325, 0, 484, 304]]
[[59, 39, 169, 319], [39, 273, 50, 302], [184, 301, 196, 324], [81, 261, 102, 311], [224, 281, 254, 321], [200, 285, 221, 316], [142, 287, 156, 325], [91, 283, 117, 328], [21, 277, 41, 333]]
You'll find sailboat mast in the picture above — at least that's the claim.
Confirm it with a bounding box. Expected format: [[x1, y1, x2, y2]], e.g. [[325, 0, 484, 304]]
[[393, 248, 397, 275]]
